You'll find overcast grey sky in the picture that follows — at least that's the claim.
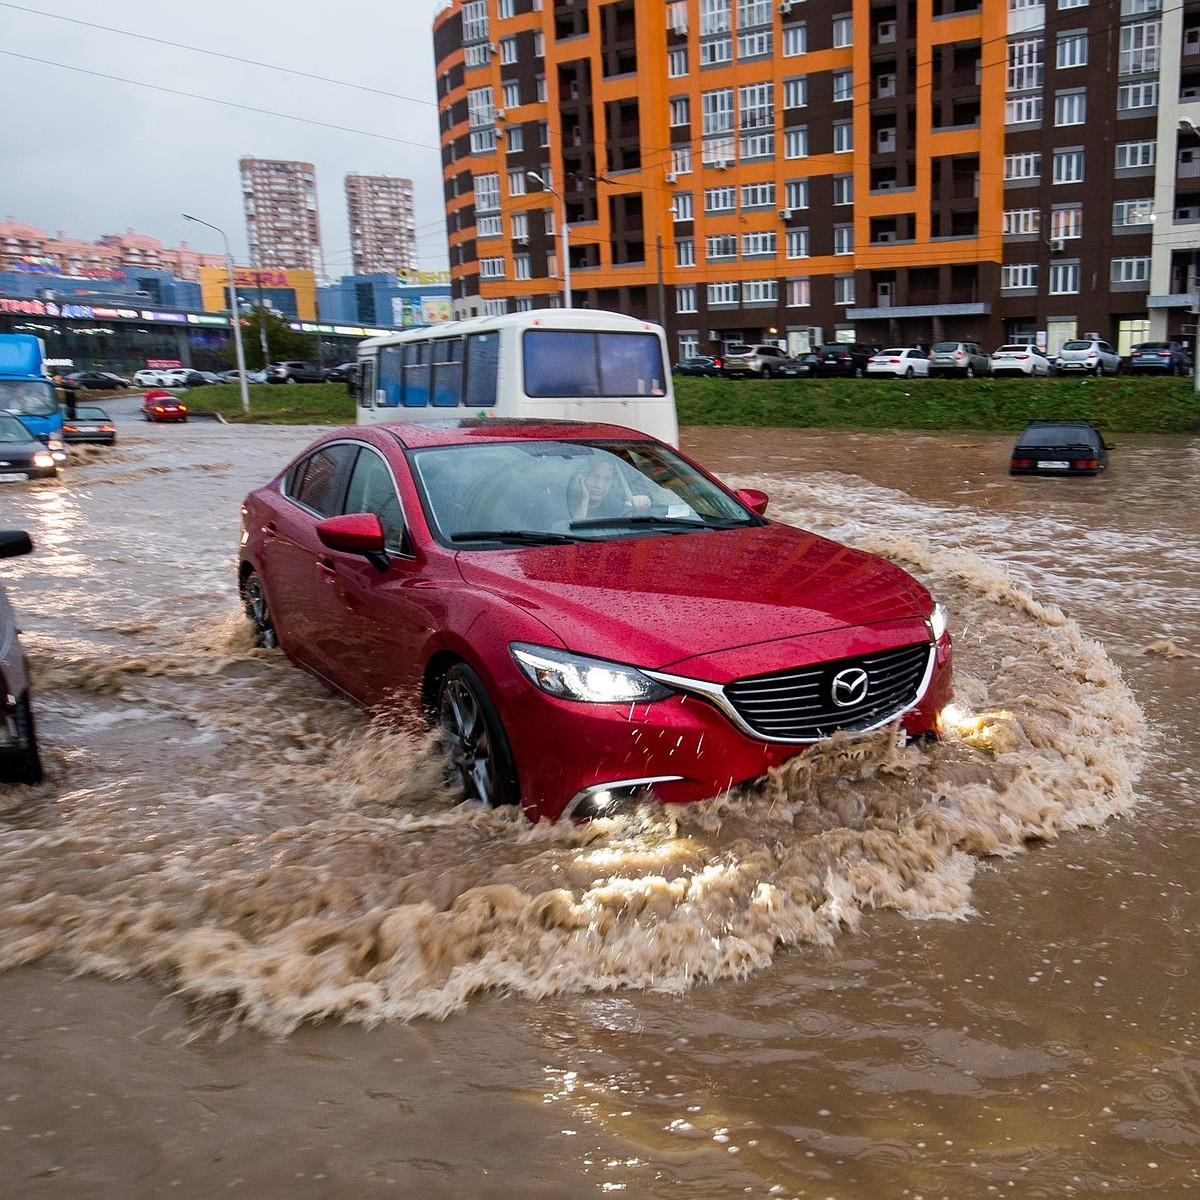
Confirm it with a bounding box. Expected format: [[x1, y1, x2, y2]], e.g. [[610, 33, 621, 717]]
[[0, 0, 450, 275]]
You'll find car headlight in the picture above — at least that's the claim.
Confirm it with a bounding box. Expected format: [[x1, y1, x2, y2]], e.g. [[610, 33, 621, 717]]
[[33, 451, 55, 468], [510, 643, 674, 704], [926, 601, 948, 641]]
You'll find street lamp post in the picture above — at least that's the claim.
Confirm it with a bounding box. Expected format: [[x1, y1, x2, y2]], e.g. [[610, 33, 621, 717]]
[[182, 212, 251, 414], [526, 171, 571, 309]]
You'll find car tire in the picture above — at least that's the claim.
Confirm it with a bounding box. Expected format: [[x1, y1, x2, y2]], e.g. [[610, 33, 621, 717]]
[[285, 376, 297, 385], [760, 366, 772, 380], [854, 366, 865, 378], [240, 568, 278, 650], [1, 691, 43, 785], [966, 366, 976, 378], [434, 662, 519, 809], [904, 366, 915, 378]]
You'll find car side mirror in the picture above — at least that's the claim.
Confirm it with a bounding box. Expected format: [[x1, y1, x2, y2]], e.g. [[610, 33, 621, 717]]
[[736, 487, 769, 516], [316, 512, 390, 570]]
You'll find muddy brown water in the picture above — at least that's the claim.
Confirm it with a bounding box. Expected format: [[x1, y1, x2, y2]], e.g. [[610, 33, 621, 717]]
[[0, 408, 1197, 1198]]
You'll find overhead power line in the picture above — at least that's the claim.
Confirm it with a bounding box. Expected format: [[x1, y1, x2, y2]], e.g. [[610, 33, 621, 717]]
[[0, 1, 437, 107], [0, 51, 440, 151]]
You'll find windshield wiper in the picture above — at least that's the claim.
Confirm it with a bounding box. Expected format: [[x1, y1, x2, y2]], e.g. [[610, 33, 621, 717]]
[[449, 529, 586, 545], [569, 515, 747, 532]]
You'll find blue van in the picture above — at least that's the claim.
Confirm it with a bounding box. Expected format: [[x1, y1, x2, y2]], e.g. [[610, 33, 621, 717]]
[[0, 334, 65, 461]]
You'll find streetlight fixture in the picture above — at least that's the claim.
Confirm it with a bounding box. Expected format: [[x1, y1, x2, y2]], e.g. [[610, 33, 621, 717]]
[[526, 171, 571, 309], [182, 212, 251, 414]]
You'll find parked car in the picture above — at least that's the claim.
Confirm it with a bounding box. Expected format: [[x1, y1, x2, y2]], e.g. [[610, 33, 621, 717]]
[[1054, 339, 1121, 377], [990, 344, 1054, 377], [63, 371, 129, 391], [1009, 421, 1111, 476], [722, 344, 791, 379], [238, 418, 953, 823], [198, 371, 224, 385], [222, 368, 268, 384], [866, 347, 931, 378], [0, 414, 59, 480], [0, 529, 42, 784], [132, 368, 167, 388], [62, 404, 117, 445], [141, 390, 188, 423], [928, 341, 990, 378], [158, 369, 192, 388], [671, 355, 723, 377], [777, 353, 819, 378], [324, 362, 359, 384], [175, 370, 210, 388], [1128, 341, 1194, 376], [813, 343, 879, 378], [266, 361, 325, 384]]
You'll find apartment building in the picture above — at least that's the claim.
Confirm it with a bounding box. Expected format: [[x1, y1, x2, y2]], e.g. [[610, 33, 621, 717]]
[[239, 158, 325, 279], [346, 174, 418, 275], [433, 0, 1199, 357]]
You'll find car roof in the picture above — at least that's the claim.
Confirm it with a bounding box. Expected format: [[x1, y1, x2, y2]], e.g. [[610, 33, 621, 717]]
[[351, 418, 656, 451]]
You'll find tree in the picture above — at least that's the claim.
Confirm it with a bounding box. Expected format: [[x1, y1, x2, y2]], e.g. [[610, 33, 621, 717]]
[[217, 305, 315, 368]]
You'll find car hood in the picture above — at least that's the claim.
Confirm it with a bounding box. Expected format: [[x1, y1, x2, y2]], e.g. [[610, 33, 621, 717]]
[[453, 523, 931, 671]]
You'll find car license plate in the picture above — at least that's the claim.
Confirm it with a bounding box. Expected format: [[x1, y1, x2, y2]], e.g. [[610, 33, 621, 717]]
[[0, 472, 26, 483], [75, 425, 99, 432], [1041, 461, 1070, 470]]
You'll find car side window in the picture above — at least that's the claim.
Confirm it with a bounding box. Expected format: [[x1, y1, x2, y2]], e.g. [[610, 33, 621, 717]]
[[286, 442, 357, 517], [342, 447, 407, 554]]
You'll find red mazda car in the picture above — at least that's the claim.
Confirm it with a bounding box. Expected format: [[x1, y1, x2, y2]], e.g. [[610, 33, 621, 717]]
[[142, 390, 188, 423], [238, 420, 952, 822]]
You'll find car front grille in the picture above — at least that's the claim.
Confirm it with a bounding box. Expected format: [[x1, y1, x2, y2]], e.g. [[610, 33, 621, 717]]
[[722, 643, 933, 741]]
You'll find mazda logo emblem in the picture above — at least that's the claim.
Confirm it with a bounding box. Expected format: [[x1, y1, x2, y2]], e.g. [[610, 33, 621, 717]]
[[831, 667, 869, 707]]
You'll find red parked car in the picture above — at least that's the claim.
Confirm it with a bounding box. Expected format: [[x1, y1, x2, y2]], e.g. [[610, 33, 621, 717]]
[[238, 420, 953, 822], [141, 390, 188, 423]]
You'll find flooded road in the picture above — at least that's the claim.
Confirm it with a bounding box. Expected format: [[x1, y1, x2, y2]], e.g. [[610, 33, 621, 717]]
[[1, 404, 1197, 1197]]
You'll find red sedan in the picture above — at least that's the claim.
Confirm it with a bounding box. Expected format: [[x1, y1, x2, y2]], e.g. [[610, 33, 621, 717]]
[[142, 390, 188, 422], [238, 420, 953, 822]]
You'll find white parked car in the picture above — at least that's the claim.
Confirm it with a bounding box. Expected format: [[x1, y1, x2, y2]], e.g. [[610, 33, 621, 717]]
[[158, 369, 191, 387], [865, 347, 931, 378], [990, 344, 1054, 377], [132, 368, 166, 388], [1054, 339, 1121, 376]]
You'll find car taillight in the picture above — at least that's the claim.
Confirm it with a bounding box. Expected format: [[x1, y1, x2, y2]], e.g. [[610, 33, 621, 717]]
[[1011, 458, 1033, 469], [713, 358, 722, 368], [839, 353, 851, 360], [887, 358, 901, 364], [1157, 351, 1170, 358], [1072, 458, 1098, 470], [955, 349, 964, 359], [1015, 353, 1028, 359]]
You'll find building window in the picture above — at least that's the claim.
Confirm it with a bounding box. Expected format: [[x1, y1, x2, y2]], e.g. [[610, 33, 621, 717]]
[[482, 298, 509, 316], [498, 0, 515, 15], [1006, 95, 1043, 124], [738, 30, 773, 57], [1049, 206, 1082, 239], [1115, 140, 1155, 169], [1055, 91, 1086, 126], [700, 0, 732, 35], [1117, 81, 1158, 110], [784, 127, 809, 158], [1111, 256, 1151, 283], [536, 76, 547, 102], [672, 147, 694, 175], [702, 88, 735, 135], [832, 15, 853, 47], [507, 126, 524, 153], [743, 279, 779, 303], [833, 122, 853, 152], [1052, 149, 1084, 184], [670, 97, 690, 126], [1112, 198, 1153, 226], [476, 173, 500, 211], [676, 238, 695, 267], [515, 296, 533, 312], [514, 254, 531, 280], [1119, 20, 1161, 75], [785, 178, 809, 209], [832, 175, 853, 205], [708, 281, 740, 305], [787, 277, 811, 306], [676, 285, 697, 313], [782, 24, 807, 55], [1048, 261, 1080, 294], [741, 182, 776, 207], [706, 233, 738, 259], [784, 76, 808, 108], [507, 170, 526, 196], [511, 213, 528, 242], [500, 37, 518, 64], [1003, 208, 1041, 234], [1004, 152, 1041, 181], [786, 228, 810, 258], [834, 225, 854, 254], [704, 186, 737, 212], [1058, 0, 1088, 8], [480, 257, 506, 280], [668, 48, 688, 77], [834, 275, 855, 305], [700, 37, 733, 65], [1001, 263, 1038, 289], [832, 70, 853, 102], [1008, 38, 1044, 91], [738, 0, 772, 28], [674, 193, 694, 220], [1121, 0, 1161, 12], [1056, 31, 1087, 69]]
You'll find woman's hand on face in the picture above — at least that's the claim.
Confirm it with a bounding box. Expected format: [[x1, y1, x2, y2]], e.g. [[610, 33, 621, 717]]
[[625, 494, 651, 510]]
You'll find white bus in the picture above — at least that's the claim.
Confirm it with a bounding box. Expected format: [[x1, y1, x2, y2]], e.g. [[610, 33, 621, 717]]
[[354, 308, 678, 445]]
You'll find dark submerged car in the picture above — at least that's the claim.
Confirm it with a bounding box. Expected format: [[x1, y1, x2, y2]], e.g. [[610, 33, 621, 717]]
[[0, 529, 43, 784], [1009, 422, 1111, 476], [672, 355, 723, 377], [0, 414, 59, 480], [63, 404, 117, 445]]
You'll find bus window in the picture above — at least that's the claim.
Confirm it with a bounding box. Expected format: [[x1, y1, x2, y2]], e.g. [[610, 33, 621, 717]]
[[523, 331, 600, 397], [598, 333, 666, 397], [358, 356, 376, 408], [431, 338, 463, 407], [403, 342, 431, 407], [377, 346, 402, 407], [463, 332, 499, 408]]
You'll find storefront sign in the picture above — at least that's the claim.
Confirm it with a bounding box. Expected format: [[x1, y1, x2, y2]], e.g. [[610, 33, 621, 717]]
[[147, 359, 183, 369], [396, 270, 451, 286]]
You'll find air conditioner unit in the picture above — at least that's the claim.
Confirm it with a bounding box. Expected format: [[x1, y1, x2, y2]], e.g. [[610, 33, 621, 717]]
[[708, 331, 721, 341], [876, 180, 896, 191], [876, 231, 896, 243], [878, 131, 897, 152], [665, 171, 678, 183], [713, 159, 730, 170], [778, 208, 793, 219], [1049, 237, 1065, 252], [516, 236, 529, 245], [780, 0, 793, 12], [495, 109, 506, 120], [488, 42, 499, 54]]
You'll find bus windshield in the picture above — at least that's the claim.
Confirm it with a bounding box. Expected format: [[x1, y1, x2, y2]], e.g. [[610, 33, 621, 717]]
[[0, 379, 57, 417]]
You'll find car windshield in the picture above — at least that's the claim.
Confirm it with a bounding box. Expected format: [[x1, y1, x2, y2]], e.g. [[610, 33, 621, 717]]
[[0, 379, 56, 417], [0, 413, 35, 442], [412, 438, 758, 547], [1061, 341, 1094, 351], [1019, 425, 1097, 447], [931, 343, 960, 352]]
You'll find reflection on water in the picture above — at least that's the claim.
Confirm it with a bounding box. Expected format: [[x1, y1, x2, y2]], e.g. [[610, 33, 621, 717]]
[[1, 419, 1197, 1197]]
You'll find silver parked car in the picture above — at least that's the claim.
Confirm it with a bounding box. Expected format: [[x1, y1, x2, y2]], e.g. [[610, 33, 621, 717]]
[[1054, 339, 1121, 376], [929, 341, 990, 377], [1, 530, 42, 784], [722, 344, 791, 379]]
